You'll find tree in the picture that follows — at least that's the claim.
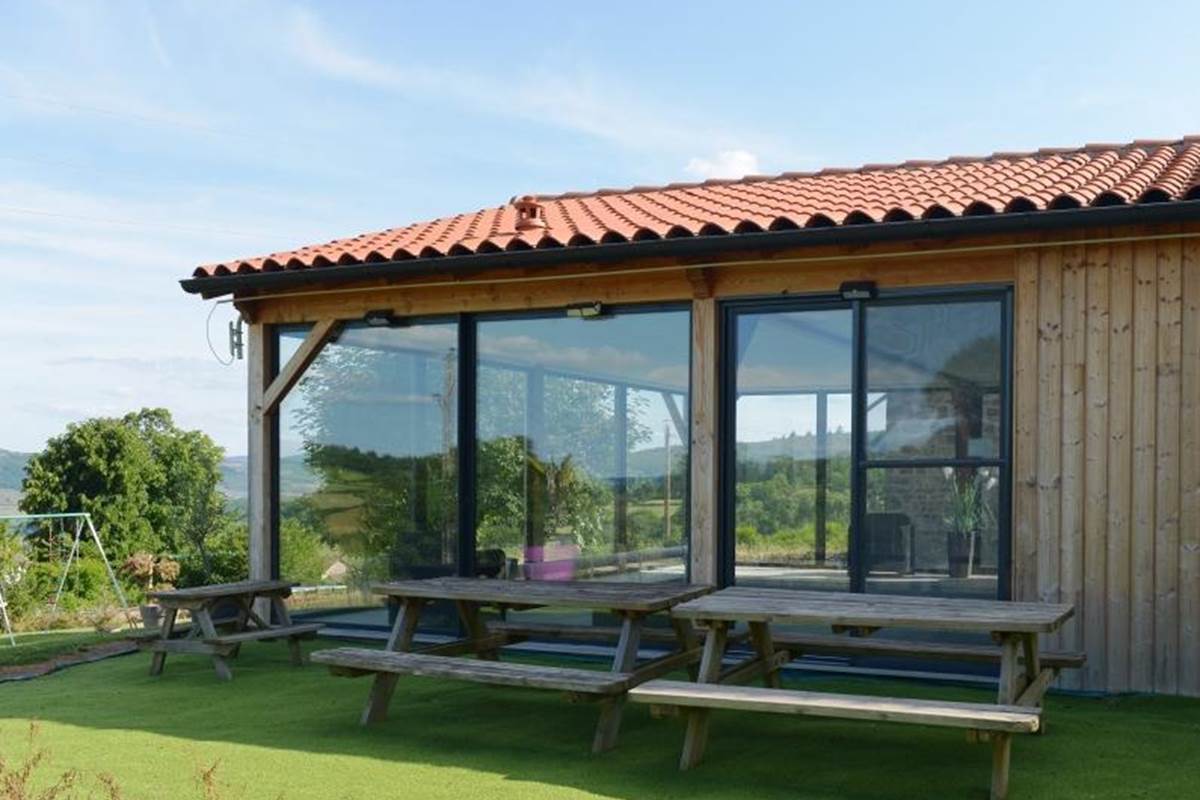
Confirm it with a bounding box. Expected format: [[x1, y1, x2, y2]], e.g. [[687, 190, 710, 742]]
[[19, 409, 237, 575]]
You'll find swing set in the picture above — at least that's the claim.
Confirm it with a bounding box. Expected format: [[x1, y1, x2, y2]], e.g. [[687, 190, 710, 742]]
[[0, 512, 132, 646]]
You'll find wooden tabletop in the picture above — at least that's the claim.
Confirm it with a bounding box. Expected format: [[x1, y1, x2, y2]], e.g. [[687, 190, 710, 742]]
[[148, 579, 295, 603], [671, 586, 1075, 634], [372, 577, 713, 613]]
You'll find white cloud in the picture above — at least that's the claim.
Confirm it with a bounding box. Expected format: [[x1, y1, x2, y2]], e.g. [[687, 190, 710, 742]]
[[284, 9, 776, 161], [684, 149, 761, 180]]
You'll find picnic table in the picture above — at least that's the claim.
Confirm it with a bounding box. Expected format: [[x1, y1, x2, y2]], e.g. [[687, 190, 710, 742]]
[[628, 586, 1078, 800], [133, 579, 321, 681], [311, 577, 712, 752]]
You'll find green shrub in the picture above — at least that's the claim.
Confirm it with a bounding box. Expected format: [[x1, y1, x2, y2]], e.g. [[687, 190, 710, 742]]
[[3, 558, 115, 620]]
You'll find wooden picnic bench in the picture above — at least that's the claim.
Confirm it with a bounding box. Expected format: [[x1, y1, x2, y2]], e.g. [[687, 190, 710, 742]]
[[131, 579, 321, 681], [628, 587, 1077, 800], [311, 577, 712, 752]]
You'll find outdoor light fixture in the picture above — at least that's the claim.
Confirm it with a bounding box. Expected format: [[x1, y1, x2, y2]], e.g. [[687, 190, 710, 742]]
[[839, 280, 877, 300], [565, 302, 604, 319], [364, 309, 401, 327]]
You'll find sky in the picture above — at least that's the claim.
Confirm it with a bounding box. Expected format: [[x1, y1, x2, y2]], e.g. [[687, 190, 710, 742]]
[[2, 0, 1199, 455]]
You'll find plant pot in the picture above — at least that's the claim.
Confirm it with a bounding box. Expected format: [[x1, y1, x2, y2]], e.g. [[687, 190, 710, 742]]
[[139, 604, 162, 630], [946, 533, 972, 578]]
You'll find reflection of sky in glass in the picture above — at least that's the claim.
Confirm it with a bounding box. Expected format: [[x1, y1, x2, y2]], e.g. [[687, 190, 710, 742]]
[[478, 311, 690, 455], [867, 301, 1002, 390], [737, 309, 852, 394], [478, 312, 690, 394], [278, 323, 458, 458]]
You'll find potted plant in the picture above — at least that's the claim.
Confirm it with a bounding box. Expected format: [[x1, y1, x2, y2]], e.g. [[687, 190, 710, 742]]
[[942, 468, 997, 579], [121, 552, 180, 630]]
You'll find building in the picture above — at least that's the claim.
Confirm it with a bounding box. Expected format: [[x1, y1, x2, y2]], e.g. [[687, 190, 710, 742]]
[[182, 137, 1200, 697]]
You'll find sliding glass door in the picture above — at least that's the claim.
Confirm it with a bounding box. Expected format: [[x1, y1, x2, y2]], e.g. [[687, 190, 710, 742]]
[[731, 304, 854, 591], [726, 289, 1011, 599]]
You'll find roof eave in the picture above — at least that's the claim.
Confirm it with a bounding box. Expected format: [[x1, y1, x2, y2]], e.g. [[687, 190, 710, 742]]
[[180, 201, 1200, 300]]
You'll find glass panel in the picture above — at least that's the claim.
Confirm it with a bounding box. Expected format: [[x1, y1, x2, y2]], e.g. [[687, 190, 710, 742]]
[[864, 465, 1000, 599], [865, 300, 1003, 460], [733, 308, 852, 591], [278, 321, 459, 630], [475, 310, 690, 587]]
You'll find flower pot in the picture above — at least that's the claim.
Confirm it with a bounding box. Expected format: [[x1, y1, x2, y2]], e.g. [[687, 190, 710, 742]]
[[139, 604, 162, 630], [946, 533, 972, 578]]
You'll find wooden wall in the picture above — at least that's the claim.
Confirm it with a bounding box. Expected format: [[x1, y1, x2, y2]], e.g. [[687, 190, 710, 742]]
[[237, 223, 1200, 696], [1013, 231, 1200, 696]]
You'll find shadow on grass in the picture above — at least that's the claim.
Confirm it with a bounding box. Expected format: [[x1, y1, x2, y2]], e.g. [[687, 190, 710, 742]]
[[2, 641, 1199, 800]]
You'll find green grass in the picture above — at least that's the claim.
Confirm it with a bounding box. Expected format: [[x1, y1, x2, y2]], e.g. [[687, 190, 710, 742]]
[[1, 641, 1198, 799], [0, 629, 120, 668]]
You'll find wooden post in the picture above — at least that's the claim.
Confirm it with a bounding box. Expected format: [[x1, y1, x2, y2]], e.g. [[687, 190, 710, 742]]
[[365, 599, 423, 725], [690, 297, 720, 586], [748, 621, 783, 689], [591, 612, 643, 753], [680, 620, 728, 769], [247, 323, 276, 620], [996, 634, 1023, 705], [990, 733, 1013, 800], [614, 383, 629, 553]]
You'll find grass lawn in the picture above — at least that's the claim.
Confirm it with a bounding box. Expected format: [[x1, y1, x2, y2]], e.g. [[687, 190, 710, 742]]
[[0, 629, 122, 668], [1, 640, 1198, 799]]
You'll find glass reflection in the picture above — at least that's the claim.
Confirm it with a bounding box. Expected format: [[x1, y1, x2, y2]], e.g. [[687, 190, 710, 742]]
[[475, 310, 690, 583], [277, 322, 459, 628], [733, 308, 853, 591], [865, 301, 1003, 459], [864, 465, 1000, 598]]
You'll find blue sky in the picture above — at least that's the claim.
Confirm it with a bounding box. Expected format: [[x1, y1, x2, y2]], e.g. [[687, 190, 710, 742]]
[[2, 0, 1198, 454]]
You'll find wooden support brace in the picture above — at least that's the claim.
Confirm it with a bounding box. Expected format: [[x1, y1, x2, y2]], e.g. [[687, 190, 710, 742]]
[[262, 318, 342, 415]]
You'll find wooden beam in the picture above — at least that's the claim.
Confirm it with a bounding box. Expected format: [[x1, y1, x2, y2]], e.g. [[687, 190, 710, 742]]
[[1154, 236, 1182, 694], [1059, 244, 1085, 684], [686, 267, 716, 299], [1179, 236, 1200, 698], [1130, 240, 1158, 692], [246, 322, 275, 590], [1012, 248, 1039, 603], [1105, 242, 1134, 693], [1083, 241, 1110, 692], [689, 297, 719, 586], [262, 318, 341, 414]]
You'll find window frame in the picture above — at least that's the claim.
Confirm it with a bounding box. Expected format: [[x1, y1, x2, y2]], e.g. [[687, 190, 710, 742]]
[[719, 284, 1014, 598], [272, 301, 695, 587]]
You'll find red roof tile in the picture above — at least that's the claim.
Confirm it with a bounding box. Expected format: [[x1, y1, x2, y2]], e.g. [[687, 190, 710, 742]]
[[193, 137, 1200, 280]]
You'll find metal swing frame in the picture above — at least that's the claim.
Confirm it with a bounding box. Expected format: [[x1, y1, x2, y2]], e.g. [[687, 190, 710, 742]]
[[0, 512, 133, 646]]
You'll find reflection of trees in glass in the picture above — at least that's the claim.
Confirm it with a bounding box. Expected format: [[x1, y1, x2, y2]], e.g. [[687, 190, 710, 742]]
[[476, 366, 686, 562], [287, 339, 457, 586], [735, 448, 852, 565]]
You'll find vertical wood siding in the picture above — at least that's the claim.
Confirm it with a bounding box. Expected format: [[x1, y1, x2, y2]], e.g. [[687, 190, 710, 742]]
[[1014, 233, 1200, 696]]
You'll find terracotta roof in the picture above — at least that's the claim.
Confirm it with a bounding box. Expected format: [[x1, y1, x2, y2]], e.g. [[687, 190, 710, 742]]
[[193, 137, 1200, 280]]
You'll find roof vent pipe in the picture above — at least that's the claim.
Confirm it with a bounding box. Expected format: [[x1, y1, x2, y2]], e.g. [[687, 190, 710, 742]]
[[513, 195, 547, 231]]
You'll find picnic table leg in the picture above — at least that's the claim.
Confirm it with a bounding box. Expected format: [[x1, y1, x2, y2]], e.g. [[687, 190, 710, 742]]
[[591, 611, 643, 754], [748, 622, 783, 689], [996, 634, 1023, 705], [194, 605, 233, 682], [229, 598, 251, 659], [455, 600, 498, 661], [671, 618, 700, 680], [990, 733, 1012, 800], [271, 595, 304, 666], [363, 598, 423, 725], [679, 620, 729, 770], [148, 607, 177, 676]]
